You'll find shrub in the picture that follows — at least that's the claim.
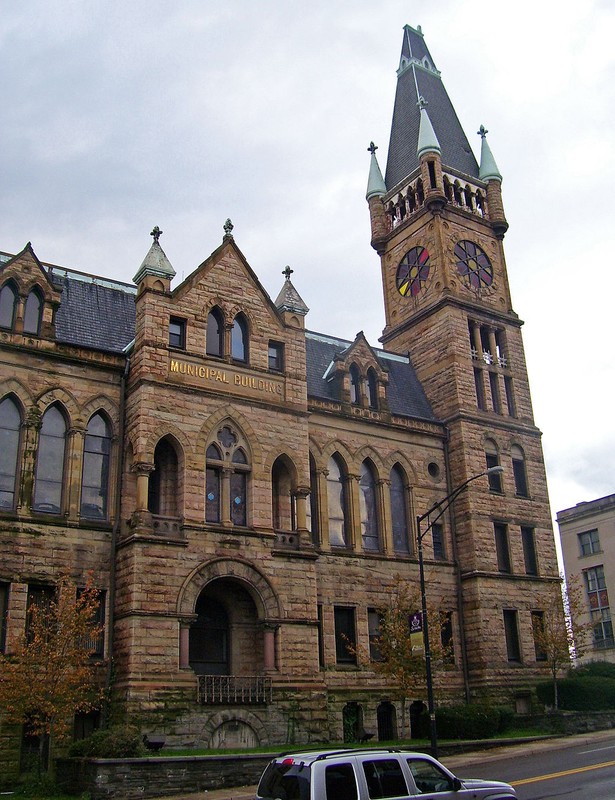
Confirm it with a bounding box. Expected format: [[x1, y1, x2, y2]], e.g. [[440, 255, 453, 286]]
[[570, 661, 615, 680], [68, 725, 144, 758], [536, 676, 615, 710], [435, 704, 501, 740]]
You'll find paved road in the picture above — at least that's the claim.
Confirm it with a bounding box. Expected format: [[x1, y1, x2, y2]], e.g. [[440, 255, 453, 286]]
[[149, 729, 615, 800]]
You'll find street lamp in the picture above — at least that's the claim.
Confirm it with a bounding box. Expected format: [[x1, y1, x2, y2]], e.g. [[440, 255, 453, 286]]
[[416, 465, 504, 758]]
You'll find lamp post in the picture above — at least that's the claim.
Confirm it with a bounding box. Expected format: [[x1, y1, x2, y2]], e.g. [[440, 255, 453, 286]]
[[416, 465, 504, 758]]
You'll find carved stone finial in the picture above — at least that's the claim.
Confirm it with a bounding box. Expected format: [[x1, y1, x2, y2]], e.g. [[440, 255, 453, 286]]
[[478, 124, 488, 139], [282, 265, 294, 280], [367, 141, 378, 155], [223, 219, 234, 238], [150, 226, 163, 243], [417, 96, 428, 110]]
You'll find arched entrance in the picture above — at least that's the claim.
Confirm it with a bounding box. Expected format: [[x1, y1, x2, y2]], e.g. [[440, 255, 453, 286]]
[[377, 701, 397, 741]]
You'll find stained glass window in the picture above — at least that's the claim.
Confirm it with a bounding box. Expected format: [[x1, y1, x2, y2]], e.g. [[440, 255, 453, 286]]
[[454, 240, 493, 288], [396, 246, 430, 297]]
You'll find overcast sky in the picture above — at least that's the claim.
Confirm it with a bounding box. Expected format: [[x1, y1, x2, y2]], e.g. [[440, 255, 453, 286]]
[[2, 0, 614, 542]]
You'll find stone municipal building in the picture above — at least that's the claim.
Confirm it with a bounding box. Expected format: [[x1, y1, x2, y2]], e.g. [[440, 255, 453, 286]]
[[0, 25, 560, 760]]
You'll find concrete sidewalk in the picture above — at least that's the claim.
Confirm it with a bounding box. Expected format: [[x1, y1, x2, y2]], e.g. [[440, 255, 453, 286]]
[[147, 729, 615, 800]]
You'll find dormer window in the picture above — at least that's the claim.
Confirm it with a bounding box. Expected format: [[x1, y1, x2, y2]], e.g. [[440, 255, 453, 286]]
[[23, 288, 43, 335], [268, 341, 284, 372], [349, 363, 361, 405], [0, 282, 18, 330], [231, 312, 248, 363], [367, 368, 378, 410], [206, 306, 224, 357]]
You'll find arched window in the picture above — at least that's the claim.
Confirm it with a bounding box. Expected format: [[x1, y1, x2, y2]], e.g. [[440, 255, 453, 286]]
[[327, 454, 348, 547], [485, 438, 503, 493], [272, 456, 295, 531], [148, 437, 179, 517], [206, 306, 224, 357], [80, 413, 111, 519], [33, 404, 67, 513], [23, 288, 43, 335], [0, 283, 18, 330], [367, 368, 378, 410], [359, 460, 380, 551], [231, 312, 248, 363], [349, 363, 361, 405], [511, 445, 529, 497], [205, 425, 251, 527], [390, 464, 409, 553], [306, 453, 319, 545], [0, 395, 22, 510]]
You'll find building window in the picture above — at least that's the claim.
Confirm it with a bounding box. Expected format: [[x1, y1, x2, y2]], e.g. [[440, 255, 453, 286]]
[[307, 453, 320, 545], [359, 460, 379, 551], [440, 611, 455, 664], [205, 425, 250, 526], [367, 368, 378, 410], [327, 454, 348, 547], [584, 566, 614, 649], [489, 372, 501, 413], [272, 456, 295, 531], [521, 526, 538, 575], [474, 368, 486, 410], [0, 282, 18, 330], [231, 312, 249, 363], [189, 595, 230, 675], [504, 376, 516, 417], [33, 404, 67, 514], [0, 395, 22, 511], [485, 439, 503, 492], [494, 523, 511, 573], [579, 529, 600, 557], [368, 608, 383, 661], [511, 445, 529, 497], [26, 584, 55, 642], [268, 341, 284, 371], [432, 522, 445, 560], [349, 363, 361, 405], [23, 288, 43, 335], [334, 606, 356, 664], [0, 583, 8, 652], [148, 437, 179, 517], [80, 413, 111, 520], [169, 317, 186, 349], [390, 464, 409, 554], [206, 306, 224, 357], [503, 609, 521, 662], [77, 587, 105, 658], [531, 610, 547, 661]]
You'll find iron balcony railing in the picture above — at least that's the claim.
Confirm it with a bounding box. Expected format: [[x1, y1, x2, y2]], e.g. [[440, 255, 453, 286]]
[[197, 675, 273, 705]]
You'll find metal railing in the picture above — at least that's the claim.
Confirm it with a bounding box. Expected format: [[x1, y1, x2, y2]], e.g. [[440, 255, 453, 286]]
[[197, 675, 272, 705]]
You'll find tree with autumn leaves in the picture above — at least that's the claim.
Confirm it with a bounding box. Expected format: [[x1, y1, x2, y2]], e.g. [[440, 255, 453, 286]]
[[0, 574, 104, 774]]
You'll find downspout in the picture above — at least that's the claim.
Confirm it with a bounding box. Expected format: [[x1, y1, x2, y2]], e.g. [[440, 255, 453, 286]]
[[443, 426, 471, 702], [103, 348, 131, 726]]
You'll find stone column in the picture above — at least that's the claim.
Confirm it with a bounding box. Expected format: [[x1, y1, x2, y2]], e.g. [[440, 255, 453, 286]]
[[378, 478, 392, 554], [178, 615, 198, 669], [66, 425, 86, 521], [263, 624, 278, 672], [346, 473, 361, 550], [130, 460, 154, 531], [18, 406, 42, 513], [221, 468, 232, 526]]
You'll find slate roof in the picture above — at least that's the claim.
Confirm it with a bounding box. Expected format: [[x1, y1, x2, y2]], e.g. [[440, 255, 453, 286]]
[[305, 331, 436, 422], [51, 270, 136, 354], [385, 25, 479, 191]]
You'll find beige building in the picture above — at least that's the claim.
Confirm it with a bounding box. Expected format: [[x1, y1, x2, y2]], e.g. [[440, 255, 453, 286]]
[[0, 24, 561, 777], [558, 494, 615, 663]]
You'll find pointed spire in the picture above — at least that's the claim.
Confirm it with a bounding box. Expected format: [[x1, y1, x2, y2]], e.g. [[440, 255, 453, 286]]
[[275, 265, 309, 316], [366, 142, 387, 200], [417, 97, 441, 159], [478, 125, 502, 183], [133, 226, 176, 285]]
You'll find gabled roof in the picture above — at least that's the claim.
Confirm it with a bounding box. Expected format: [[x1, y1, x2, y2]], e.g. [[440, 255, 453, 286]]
[[305, 330, 436, 422], [385, 24, 479, 190]]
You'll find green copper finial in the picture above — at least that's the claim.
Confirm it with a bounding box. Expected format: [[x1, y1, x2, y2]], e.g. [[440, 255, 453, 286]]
[[417, 98, 441, 159], [366, 142, 387, 200], [478, 125, 502, 183]]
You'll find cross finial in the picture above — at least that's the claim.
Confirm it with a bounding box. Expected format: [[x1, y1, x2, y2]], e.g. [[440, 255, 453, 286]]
[[367, 141, 378, 155], [417, 96, 428, 110], [150, 226, 162, 243], [223, 218, 234, 238], [282, 265, 293, 280], [478, 124, 488, 139]]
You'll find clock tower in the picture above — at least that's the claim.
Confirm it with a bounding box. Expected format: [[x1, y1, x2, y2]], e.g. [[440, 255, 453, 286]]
[[368, 25, 559, 698]]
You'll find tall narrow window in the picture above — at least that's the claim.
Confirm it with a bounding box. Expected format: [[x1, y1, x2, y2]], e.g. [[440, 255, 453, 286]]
[[23, 288, 43, 335], [231, 312, 248, 363], [584, 566, 614, 649], [81, 413, 111, 520], [504, 376, 516, 417], [368, 608, 383, 661], [432, 523, 445, 560], [474, 368, 486, 410], [307, 453, 320, 545], [494, 523, 511, 573], [230, 449, 248, 526], [485, 439, 503, 492], [206, 306, 224, 357], [359, 460, 379, 551], [26, 584, 54, 642], [205, 426, 251, 527], [349, 364, 361, 405], [169, 317, 186, 349], [390, 464, 409, 554], [334, 606, 356, 664], [531, 610, 547, 661], [205, 444, 222, 523], [521, 526, 538, 575], [441, 612, 455, 664], [272, 456, 295, 531], [511, 445, 529, 497], [503, 609, 521, 662], [489, 372, 501, 413], [268, 341, 284, 371], [0, 396, 21, 510], [148, 437, 179, 517], [327, 454, 348, 547], [0, 282, 17, 330], [367, 368, 378, 410], [33, 404, 66, 514]]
